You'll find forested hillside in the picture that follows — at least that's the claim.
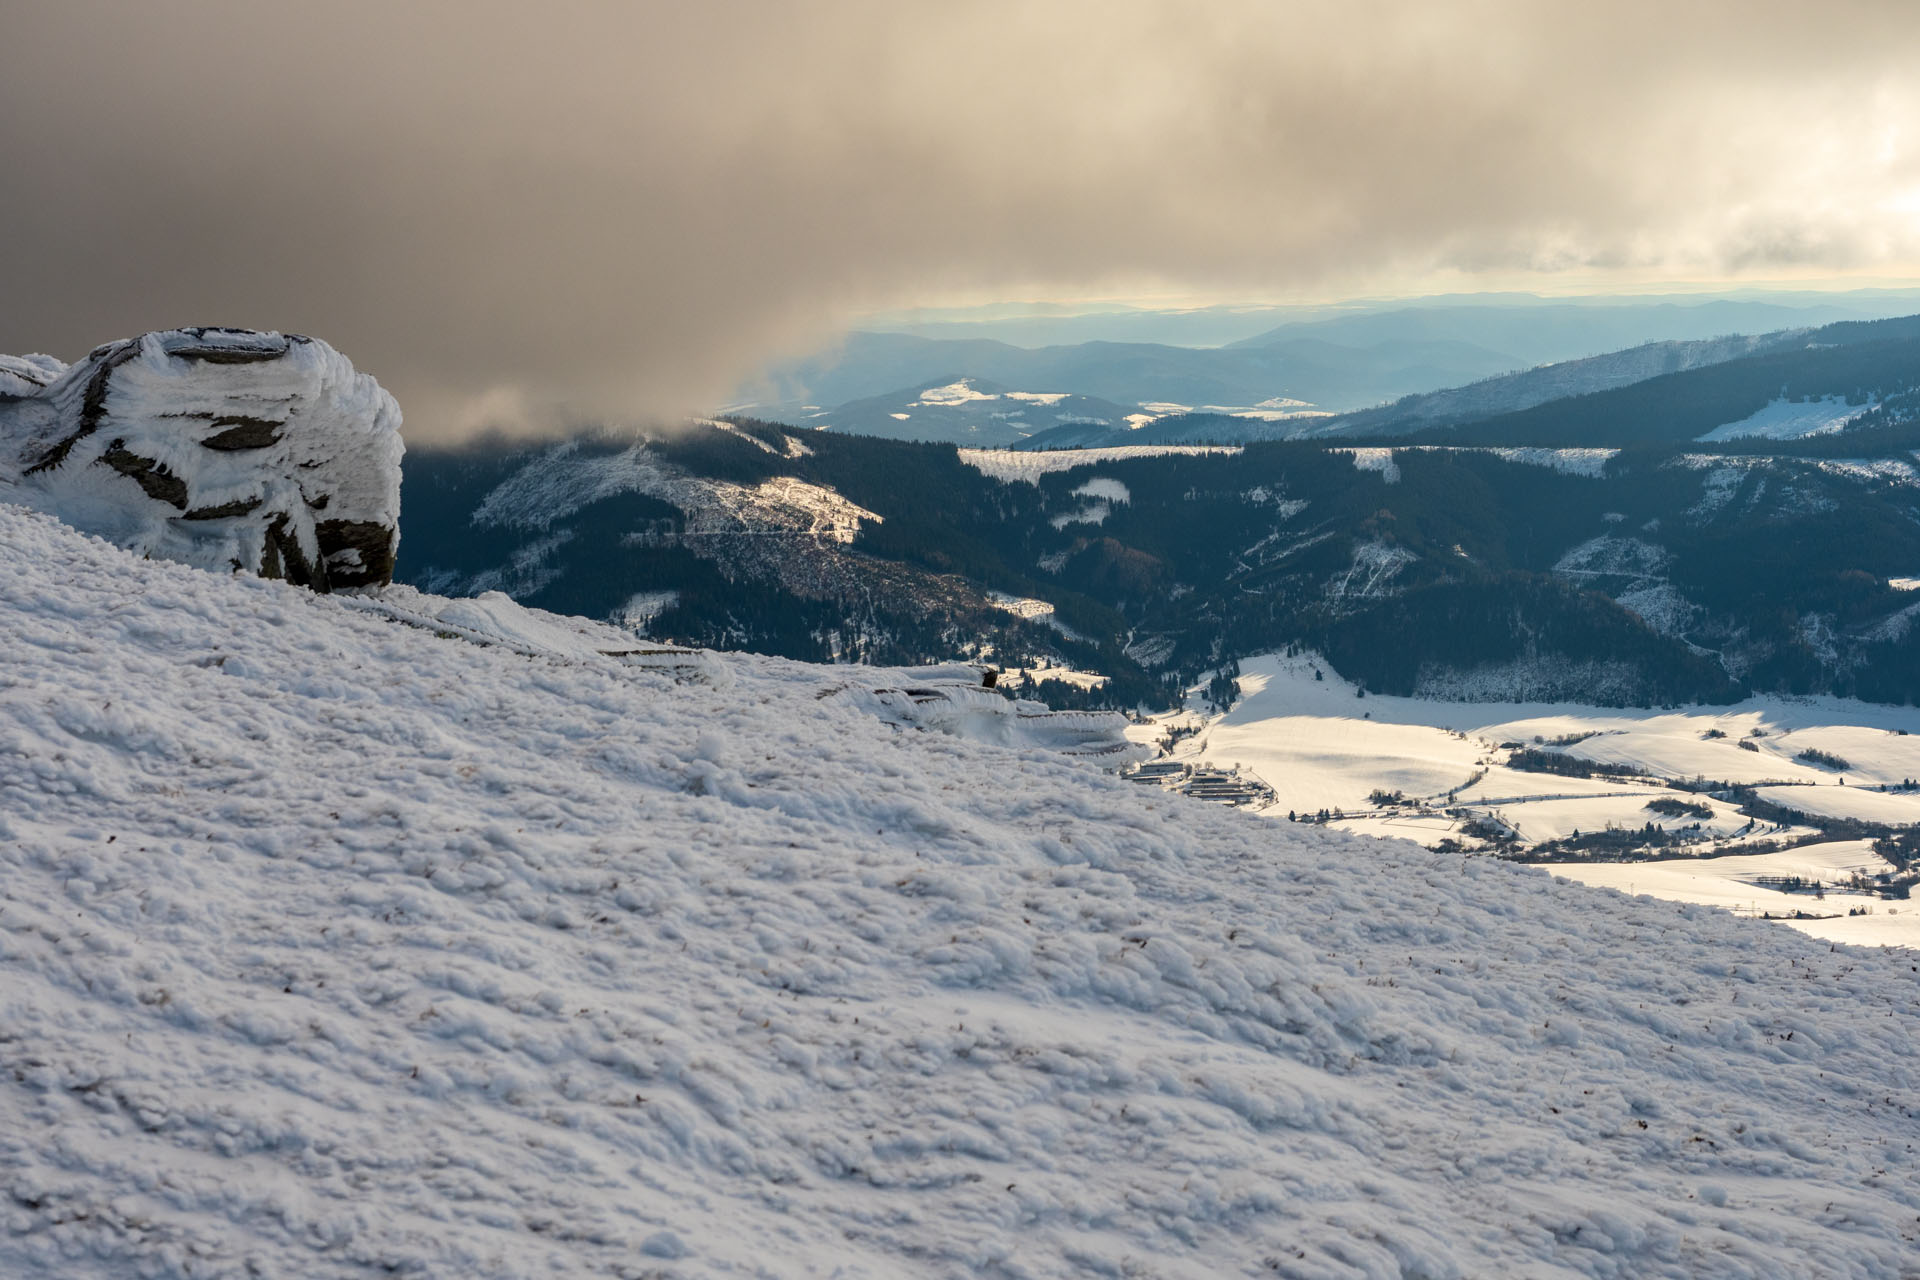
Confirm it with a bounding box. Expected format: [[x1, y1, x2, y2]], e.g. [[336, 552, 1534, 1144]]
[[401, 405, 1920, 709]]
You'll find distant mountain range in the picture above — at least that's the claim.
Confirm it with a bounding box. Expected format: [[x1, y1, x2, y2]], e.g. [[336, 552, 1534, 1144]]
[[738, 293, 1920, 447], [1006, 313, 1920, 449], [401, 320, 1920, 711], [852, 290, 1920, 351], [789, 377, 1145, 450], [749, 330, 1517, 442]]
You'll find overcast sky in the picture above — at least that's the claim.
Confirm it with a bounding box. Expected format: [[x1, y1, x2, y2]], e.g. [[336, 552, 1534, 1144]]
[[4, 0, 1919, 440]]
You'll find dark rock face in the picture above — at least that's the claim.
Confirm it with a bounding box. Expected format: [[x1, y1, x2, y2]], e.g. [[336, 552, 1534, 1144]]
[[0, 328, 403, 591], [100, 439, 191, 508]]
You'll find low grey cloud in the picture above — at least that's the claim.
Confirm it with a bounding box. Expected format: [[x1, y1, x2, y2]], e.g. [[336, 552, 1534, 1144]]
[[4, 0, 1918, 441]]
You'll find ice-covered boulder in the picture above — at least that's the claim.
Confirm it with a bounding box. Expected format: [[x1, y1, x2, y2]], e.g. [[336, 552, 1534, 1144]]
[[0, 327, 401, 590]]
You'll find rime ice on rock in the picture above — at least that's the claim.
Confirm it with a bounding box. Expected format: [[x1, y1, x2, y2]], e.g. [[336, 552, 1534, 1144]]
[[0, 327, 402, 590]]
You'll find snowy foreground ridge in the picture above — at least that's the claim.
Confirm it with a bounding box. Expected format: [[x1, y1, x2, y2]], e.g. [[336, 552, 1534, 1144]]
[[3, 506, 1920, 1279]]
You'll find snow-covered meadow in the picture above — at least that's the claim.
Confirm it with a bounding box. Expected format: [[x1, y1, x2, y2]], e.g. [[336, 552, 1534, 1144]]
[[4, 506, 1920, 1277], [1696, 396, 1876, 442], [1137, 653, 1920, 947], [956, 445, 1241, 482], [1546, 842, 1914, 948]]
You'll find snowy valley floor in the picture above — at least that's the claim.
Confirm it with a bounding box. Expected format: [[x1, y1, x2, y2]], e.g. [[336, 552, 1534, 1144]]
[[3, 504, 1920, 1278], [1136, 653, 1920, 949]]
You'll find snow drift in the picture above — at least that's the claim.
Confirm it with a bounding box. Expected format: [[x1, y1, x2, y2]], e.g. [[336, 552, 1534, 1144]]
[[827, 673, 1147, 762], [0, 328, 401, 591], [2, 502, 1919, 1278]]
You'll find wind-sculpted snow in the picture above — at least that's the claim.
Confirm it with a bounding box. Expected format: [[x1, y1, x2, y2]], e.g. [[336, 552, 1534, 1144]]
[[0, 329, 401, 590], [3, 502, 1919, 1279], [826, 677, 1146, 762], [0, 353, 64, 399]]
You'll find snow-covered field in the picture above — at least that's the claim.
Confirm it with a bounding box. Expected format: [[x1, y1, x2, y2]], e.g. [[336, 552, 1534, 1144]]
[[1135, 652, 1920, 946], [7, 506, 1920, 1276], [1163, 653, 1920, 804], [957, 445, 1240, 482], [1696, 395, 1874, 442], [1751, 784, 1920, 825], [1544, 842, 1913, 948], [1329, 446, 1619, 483]]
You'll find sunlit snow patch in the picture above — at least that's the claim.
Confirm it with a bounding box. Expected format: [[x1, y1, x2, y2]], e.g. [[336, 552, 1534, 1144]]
[[1049, 506, 1108, 529], [1326, 538, 1416, 602], [1814, 457, 1920, 486], [917, 378, 998, 405], [986, 591, 1058, 620], [997, 661, 1110, 690], [1542, 842, 1914, 947], [1071, 477, 1130, 504], [958, 445, 1241, 483], [702, 418, 779, 454], [1336, 447, 1400, 483], [1697, 395, 1874, 442], [1484, 447, 1617, 477], [1202, 401, 1337, 422], [985, 590, 1088, 641], [471, 439, 881, 545], [1049, 477, 1131, 530]]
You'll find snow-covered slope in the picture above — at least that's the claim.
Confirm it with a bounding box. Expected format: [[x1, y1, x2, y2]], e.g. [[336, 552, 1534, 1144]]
[[1696, 395, 1877, 442], [958, 444, 1241, 482], [4, 503, 1920, 1278], [0, 329, 401, 590]]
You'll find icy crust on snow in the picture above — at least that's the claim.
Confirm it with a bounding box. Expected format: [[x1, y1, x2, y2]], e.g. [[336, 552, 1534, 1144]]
[[4, 506, 1920, 1278], [0, 329, 401, 591]]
